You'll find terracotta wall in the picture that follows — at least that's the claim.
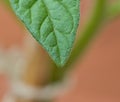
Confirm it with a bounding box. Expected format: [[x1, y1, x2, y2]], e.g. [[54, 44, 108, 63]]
[[0, 0, 120, 102], [0, 1, 24, 49]]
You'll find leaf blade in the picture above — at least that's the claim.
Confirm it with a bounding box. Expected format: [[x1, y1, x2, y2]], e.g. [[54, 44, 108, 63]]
[[9, 0, 80, 67]]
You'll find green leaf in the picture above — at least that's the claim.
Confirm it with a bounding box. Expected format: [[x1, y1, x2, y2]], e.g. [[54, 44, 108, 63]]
[[9, 0, 80, 67]]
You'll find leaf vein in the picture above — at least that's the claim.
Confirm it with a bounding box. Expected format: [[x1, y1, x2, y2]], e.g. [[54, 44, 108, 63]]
[[41, 0, 62, 62]]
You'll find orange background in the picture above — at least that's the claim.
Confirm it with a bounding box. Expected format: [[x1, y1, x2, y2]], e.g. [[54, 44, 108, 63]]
[[0, 0, 120, 102]]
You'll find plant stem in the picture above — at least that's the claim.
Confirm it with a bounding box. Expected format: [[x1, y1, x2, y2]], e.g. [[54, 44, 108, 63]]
[[107, 1, 120, 19], [51, 0, 107, 82]]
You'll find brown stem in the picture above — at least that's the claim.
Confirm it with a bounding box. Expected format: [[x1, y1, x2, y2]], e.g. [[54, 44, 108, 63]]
[[15, 35, 53, 102]]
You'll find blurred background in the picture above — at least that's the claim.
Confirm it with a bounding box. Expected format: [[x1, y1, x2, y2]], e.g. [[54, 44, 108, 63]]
[[0, 0, 120, 102]]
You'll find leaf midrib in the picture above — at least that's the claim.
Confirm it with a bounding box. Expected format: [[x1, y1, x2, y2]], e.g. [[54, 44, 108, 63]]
[[41, 0, 62, 64]]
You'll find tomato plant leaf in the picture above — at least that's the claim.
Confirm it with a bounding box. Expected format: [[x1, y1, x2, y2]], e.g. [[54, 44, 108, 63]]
[[9, 0, 80, 67]]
